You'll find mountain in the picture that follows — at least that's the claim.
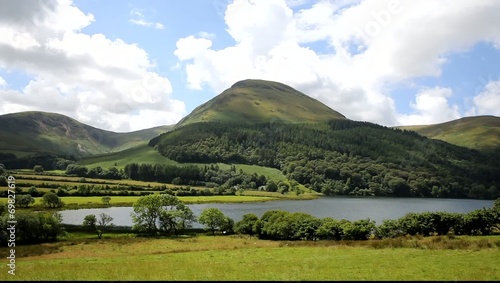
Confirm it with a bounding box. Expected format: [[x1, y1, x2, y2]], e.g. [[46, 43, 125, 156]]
[[398, 116, 500, 152], [0, 111, 173, 159], [175, 79, 346, 128], [151, 80, 500, 199]]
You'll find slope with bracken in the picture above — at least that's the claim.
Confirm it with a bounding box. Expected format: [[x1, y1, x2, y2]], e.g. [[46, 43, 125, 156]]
[[397, 116, 500, 152]]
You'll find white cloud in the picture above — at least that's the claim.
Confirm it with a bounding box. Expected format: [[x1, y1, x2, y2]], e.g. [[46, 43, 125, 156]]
[[397, 87, 461, 126], [0, 76, 5, 88], [469, 80, 500, 116], [0, 0, 184, 132], [174, 0, 500, 126], [129, 8, 164, 30], [197, 31, 216, 39], [129, 19, 164, 30]]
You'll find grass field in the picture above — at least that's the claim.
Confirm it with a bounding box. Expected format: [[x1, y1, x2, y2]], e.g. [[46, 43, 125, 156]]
[[241, 190, 320, 199], [79, 143, 179, 169], [8, 173, 206, 189], [1, 234, 499, 280], [31, 195, 280, 207], [2, 173, 318, 209], [77, 143, 289, 182]]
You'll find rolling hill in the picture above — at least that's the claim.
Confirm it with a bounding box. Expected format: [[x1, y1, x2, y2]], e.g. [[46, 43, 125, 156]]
[[0, 111, 173, 158], [398, 116, 500, 152], [175, 79, 346, 128]]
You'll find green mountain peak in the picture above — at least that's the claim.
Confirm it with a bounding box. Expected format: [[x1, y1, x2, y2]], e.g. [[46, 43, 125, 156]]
[[175, 79, 346, 128]]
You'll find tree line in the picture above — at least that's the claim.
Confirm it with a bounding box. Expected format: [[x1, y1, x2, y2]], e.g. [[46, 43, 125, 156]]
[[0, 207, 65, 245], [232, 199, 500, 240], [0, 153, 76, 171], [127, 194, 500, 240], [64, 163, 269, 189], [152, 120, 500, 199]]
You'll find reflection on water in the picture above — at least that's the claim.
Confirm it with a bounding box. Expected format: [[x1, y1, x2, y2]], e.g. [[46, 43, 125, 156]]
[[59, 196, 493, 228]]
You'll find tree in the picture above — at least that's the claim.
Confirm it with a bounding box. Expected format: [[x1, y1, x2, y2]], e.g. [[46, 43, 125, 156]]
[[83, 213, 114, 239], [131, 194, 193, 236], [172, 177, 182, 185], [316, 217, 343, 240], [234, 213, 259, 235], [17, 194, 35, 208], [1, 211, 64, 244], [158, 202, 196, 235], [341, 218, 376, 240], [101, 196, 111, 205], [97, 213, 114, 238], [221, 217, 234, 234], [173, 202, 196, 232], [66, 164, 88, 177], [41, 192, 64, 208], [28, 186, 40, 197], [33, 165, 44, 174], [288, 212, 321, 240], [198, 208, 228, 235], [83, 214, 97, 235], [265, 180, 278, 192], [0, 176, 7, 186]]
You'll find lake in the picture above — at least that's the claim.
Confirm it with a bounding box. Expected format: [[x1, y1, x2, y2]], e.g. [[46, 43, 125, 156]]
[[59, 196, 493, 228]]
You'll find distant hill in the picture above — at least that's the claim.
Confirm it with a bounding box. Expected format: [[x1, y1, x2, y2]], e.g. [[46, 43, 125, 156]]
[[175, 79, 346, 128], [0, 111, 173, 159], [398, 116, 500, 152]]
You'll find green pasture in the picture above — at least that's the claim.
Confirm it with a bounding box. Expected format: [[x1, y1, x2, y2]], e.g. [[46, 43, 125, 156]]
[[1, 235, 498, 281], [77, 143, 289, 182], [32, 195, 279, 207]]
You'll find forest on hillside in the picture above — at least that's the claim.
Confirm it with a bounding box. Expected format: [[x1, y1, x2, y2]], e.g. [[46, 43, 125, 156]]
[[151, 120, 500, 199]]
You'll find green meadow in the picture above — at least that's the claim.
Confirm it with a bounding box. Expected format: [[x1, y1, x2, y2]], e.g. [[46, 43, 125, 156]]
[[31, 195, 279, 207], [78, 143, 290, 183], [1, 234, 499, 281]]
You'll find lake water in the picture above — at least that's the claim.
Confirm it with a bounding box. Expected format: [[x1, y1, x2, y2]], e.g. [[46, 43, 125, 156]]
[[59, 196, 493, 228]]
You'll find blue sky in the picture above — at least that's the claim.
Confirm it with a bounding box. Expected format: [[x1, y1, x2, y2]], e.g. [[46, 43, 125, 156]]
[[0, 0, 499, 131]]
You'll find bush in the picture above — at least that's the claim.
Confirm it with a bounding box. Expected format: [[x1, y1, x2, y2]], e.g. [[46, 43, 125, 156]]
[[41, 192, 64, 208], [33, 165, 44, 174], [315, 217, 344, 240], [16, 194, 35, 208], [341, 219, 376, 240], [234, 214, 259, 235], [0, 211, 65, 244]]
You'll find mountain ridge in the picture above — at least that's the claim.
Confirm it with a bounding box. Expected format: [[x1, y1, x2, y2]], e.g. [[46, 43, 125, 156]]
[[0, 111, 173, 158]]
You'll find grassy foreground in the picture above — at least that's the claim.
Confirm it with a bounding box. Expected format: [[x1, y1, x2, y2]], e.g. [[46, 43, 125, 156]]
[[0, 235, 499, 280]]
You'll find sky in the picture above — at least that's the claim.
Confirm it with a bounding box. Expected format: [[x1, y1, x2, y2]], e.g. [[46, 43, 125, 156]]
[[0, 0, 499, 132]]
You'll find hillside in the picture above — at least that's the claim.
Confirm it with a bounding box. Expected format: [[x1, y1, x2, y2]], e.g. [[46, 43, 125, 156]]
[[398, 116, 500, 152], [150, 80, 500, 199], [175, 79, 346, 128], [0, 111, 173, 159]]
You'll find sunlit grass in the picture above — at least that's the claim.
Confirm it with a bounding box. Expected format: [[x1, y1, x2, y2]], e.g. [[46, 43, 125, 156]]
[[33, 196, 143, 206], [177, 195, 279, 204], [241, 190, 320, 200], [31, 195, 280, 207], [8, 173, 206, 189], [1, 235, 499, 281]]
